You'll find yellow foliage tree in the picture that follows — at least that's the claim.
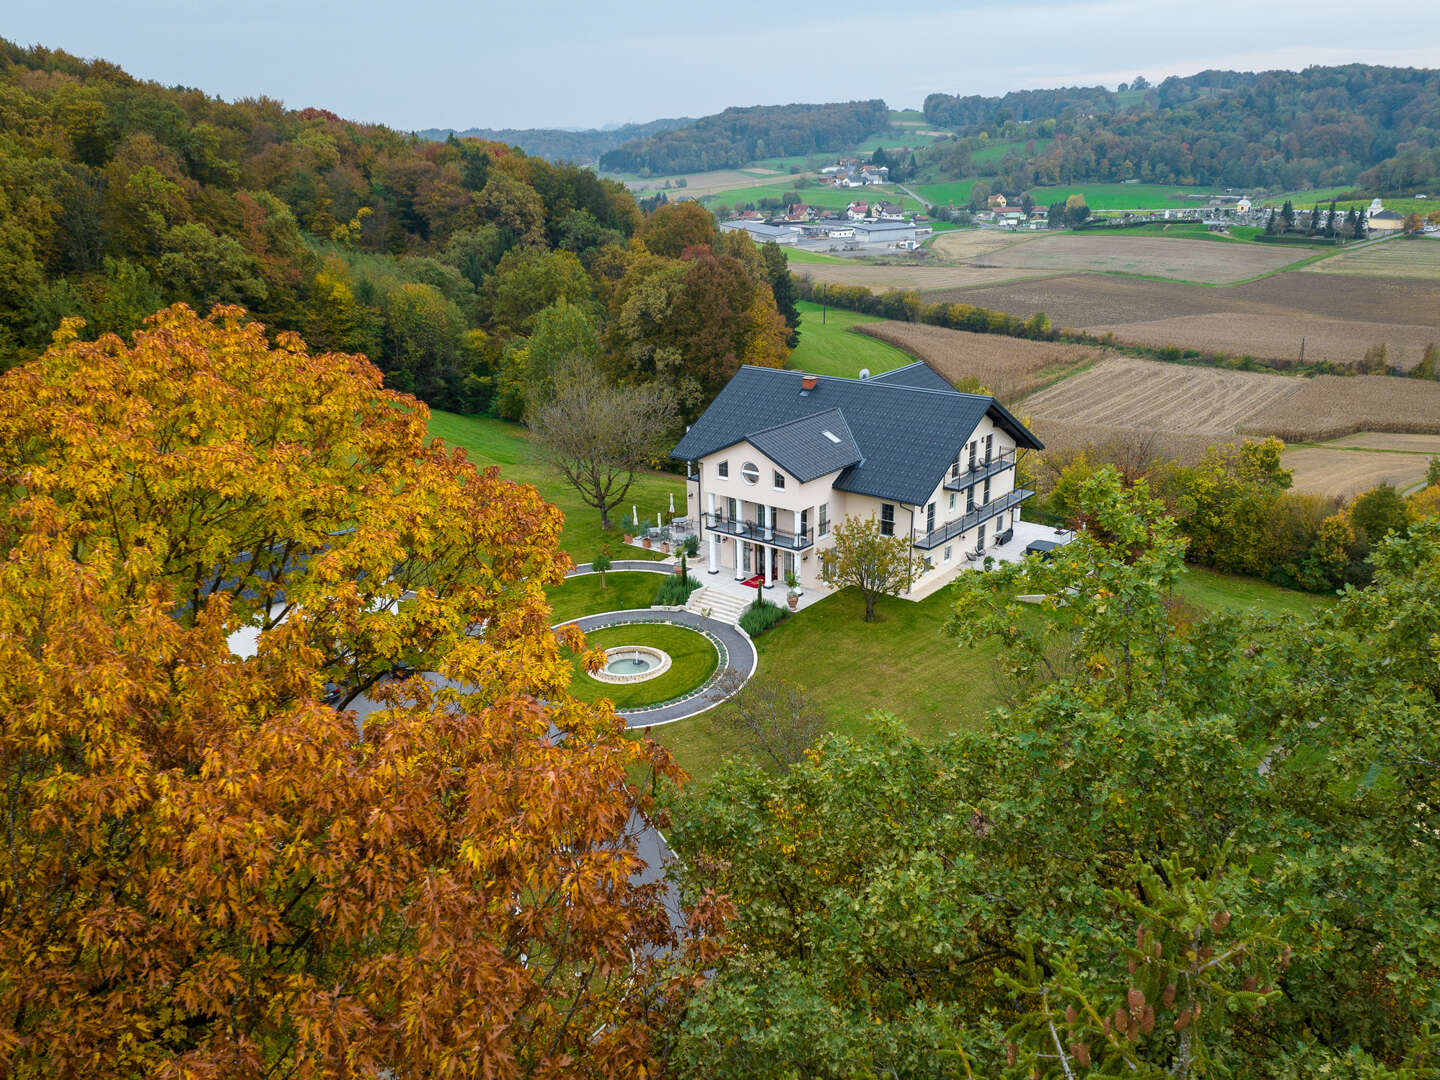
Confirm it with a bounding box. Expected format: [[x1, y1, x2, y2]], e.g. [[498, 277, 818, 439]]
[[0, 305, 723, 1078]]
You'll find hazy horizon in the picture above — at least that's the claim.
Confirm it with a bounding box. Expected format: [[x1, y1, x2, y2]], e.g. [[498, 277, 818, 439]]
[[9, 2, 1440, 132]]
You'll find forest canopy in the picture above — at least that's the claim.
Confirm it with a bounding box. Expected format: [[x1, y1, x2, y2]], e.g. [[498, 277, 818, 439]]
[[0, 39, 792, 420], [598, 99, 890, 176], [921, 64, 1440, 191]]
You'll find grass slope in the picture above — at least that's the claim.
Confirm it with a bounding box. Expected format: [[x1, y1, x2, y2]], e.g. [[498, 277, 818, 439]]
[[651, 562, 1332, 783], [787, 300, 916, 379], [1025, 183, 1222, 211], [426, 411, 682, 563], [698, 183, 921, 214], [547, 571, 669, 625], [568, 623, 719, 710]]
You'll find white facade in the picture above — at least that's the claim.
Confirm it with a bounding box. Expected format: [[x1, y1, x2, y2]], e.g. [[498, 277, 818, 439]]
[[683, 418, 1028, 599]]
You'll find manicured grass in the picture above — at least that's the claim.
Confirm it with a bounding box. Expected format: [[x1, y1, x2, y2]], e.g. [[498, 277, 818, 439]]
[[426, 411, 681, 563], [568, 623, 719, 710], [1024, 183, 1223, 211], [546, 571, 668, 625], [787, 300, 915, 379], [1174, 565, 1333, 619], [649, 560, 1336, 784]]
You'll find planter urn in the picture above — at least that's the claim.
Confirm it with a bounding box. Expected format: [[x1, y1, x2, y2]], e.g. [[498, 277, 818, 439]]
[[642, 537, 651, 549], [787, 593, 799, 611]]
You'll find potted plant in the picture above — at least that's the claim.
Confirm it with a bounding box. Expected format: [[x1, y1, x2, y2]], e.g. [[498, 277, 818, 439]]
[[660, 541, 671, 554], [683, 534, 700, 558], [623, 532, 634, 544], [784, 570, 801, 611], [642, 536, 652, 549]]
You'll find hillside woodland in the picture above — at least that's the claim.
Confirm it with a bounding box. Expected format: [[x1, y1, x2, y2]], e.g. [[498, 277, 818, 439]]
[[415, 116, 693, 165], [0, 41, 793, 419], [599, 99, 890, 176], [922, 65, 1440, 191]]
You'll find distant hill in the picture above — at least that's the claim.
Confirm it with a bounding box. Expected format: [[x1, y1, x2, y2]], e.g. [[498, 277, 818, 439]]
[[415, 117, 692, 164], [599, 100, 890, 177], [920, 65, 1440, 193]]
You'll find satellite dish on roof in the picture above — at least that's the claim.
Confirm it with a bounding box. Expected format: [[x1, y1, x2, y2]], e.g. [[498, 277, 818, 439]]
[[858, 368, 870, 380]]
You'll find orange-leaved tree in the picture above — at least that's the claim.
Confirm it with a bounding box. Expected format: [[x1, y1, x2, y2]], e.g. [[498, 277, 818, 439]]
[[0, 305, 726, 1078]]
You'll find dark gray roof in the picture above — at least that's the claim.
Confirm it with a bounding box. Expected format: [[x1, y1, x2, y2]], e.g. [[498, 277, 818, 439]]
[[868, 361, 957, 393], [672, 365, 1044, 506], [745, 408, 862, 483]]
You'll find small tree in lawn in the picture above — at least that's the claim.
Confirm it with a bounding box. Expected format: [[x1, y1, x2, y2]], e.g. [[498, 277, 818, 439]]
[[592, 550, 612, 588], [529, 359, 675, 531], [820, 515, 914, 622]]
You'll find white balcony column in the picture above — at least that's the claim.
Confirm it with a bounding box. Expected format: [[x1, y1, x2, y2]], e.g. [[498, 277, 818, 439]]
[[734, 540, 745, 581], [765, 503, 775, 541], [708, 531, 718, 574]]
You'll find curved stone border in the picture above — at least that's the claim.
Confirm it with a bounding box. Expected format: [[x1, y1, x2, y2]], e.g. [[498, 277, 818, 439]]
[[591, 645, 672, 684], [557, 608, 757, 728]]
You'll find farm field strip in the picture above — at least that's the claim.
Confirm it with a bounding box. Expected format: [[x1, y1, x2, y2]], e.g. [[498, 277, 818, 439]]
[[1016, 356, 1302, 435], [1308, 236, 1440, 280], [1238, 375, 1440, 442], [1321, 432, 1440, 453], [965, 233, 1310, 284], [789, 262, 1056, 290], [1281, 446, 1434, 500]]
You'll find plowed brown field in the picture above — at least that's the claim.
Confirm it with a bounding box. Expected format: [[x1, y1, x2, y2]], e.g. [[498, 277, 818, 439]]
[[853, 322, 1102, 403], [966, 233, 1300, 284], [1237, 375, 1440, 442], [1017, 356, 1302, 436]]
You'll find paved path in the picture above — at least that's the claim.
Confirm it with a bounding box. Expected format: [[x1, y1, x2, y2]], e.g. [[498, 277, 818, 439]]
[[566, 608, 756, 727], [569, 559, 674, 575]]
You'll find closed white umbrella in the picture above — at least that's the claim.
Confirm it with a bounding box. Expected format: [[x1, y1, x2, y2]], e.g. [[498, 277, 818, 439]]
[[632, 505, 638, 527], [669, 492, 675, 514]]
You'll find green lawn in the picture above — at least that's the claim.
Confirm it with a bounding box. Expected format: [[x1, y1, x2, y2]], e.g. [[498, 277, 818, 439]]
[[1024, 183, 1223, 211], [650, 561, 1334, 784], [547, 571, 668, 625], [971, 137, 1053, 164], [787, 300, 915, 379], [913, 178, 994, 208], [426, 411, 681, 564], [568, 623, 719, 710], [784, 248, 849, 264], [1174, 565, 1332, 619], [699, 183, 921, 214]]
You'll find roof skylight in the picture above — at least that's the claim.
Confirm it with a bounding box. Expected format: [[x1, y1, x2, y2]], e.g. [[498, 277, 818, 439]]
[[822, 430, 842, 443]]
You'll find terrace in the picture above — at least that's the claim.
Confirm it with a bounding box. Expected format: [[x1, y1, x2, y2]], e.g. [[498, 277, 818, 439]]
[[912, 489, 1034, 551], [703, 511, 815, 551], [943, 449, 1016, 491]]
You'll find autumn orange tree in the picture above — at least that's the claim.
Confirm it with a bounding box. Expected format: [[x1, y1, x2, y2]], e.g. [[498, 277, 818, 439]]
[[0, 305, 723, 1078]]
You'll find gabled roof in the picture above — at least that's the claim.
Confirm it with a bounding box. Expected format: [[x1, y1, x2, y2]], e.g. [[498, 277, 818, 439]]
[[672, 365, 1044, 506], [745, 408, 862, 483], [869, 360, 956, 393]]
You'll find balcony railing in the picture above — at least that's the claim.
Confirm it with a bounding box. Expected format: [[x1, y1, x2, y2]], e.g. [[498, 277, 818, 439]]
[[703, 512, 815, 550], [912, 489, 1033, 550], [944, 449, 1016, 492]]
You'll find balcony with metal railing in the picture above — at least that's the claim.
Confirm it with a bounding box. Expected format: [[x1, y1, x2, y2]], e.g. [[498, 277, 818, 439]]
[[912, 489, 1034, 550], [703, 511, 815, 550], [943, 449, 1016, 492]]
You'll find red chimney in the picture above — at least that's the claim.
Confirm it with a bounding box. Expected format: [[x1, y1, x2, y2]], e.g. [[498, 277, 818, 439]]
[[800, 375, 818, 390]]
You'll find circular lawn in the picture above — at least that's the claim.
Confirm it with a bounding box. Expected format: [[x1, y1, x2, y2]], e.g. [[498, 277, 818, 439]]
[[568, 623, 719, 710]]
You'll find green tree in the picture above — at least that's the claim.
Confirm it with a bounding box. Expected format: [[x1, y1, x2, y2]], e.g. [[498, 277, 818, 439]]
[[638, 200, 717, 257], [1414, 342, 1438, 380], [157, 223, 268, 310], [1350, 483, 1409, 548], [592, 550, 612, 587], [488, 247, 593, 335], [818, 515, 915, 622]]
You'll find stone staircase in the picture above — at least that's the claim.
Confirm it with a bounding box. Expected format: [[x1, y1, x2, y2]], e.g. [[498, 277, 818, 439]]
[[684, 585, 751, 625]]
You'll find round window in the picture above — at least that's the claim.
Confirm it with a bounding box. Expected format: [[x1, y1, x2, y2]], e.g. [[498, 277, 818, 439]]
[[741, 462, 760, 485]]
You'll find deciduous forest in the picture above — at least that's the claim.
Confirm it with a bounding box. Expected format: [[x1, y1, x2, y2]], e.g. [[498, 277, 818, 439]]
[[922, 65, 1440, 191], [0, 40, 794, 419]]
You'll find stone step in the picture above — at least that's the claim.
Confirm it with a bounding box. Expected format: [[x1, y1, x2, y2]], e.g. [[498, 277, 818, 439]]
[[684, 586, 751, 624]]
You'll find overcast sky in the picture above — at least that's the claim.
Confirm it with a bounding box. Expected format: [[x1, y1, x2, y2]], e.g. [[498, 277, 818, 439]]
[[9, 1, 1440, 131]]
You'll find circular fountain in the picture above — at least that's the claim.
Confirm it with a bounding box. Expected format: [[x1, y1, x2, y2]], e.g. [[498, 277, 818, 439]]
[[591, 645, 672, 684]]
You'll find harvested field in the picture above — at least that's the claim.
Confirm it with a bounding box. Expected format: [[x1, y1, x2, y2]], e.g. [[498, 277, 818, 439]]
[[790, 264, 1054, 291], [931, 271, 1440, 329], [966, 233, 1302, 284], [930, 270, 1440, 370], [1324, 432, 1440, 453], [853, 322, 1102, 404], [930, 230, 1049, 261], [1026, 417, 1228, 466], [1282, 447, 1433, 500], [1086, 312, 1440, 371], [1309, 235, 1440, 281], [1238, 375, 1440, 443], [1016, 356, 1302, 436]]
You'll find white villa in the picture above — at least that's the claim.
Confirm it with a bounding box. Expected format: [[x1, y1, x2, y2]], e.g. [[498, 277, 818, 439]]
[[672, 363, 1045, 601]]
